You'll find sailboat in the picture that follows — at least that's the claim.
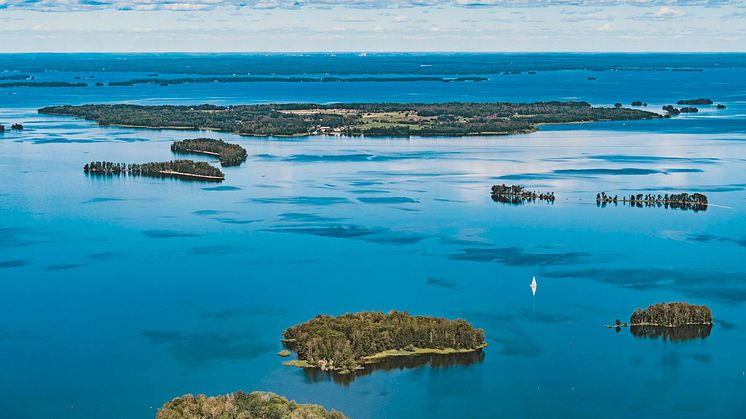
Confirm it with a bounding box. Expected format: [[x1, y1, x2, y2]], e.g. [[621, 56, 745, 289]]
[[530, 276, 537, 296]]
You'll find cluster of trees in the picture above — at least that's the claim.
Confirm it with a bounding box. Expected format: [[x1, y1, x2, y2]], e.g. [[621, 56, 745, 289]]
[[84, 160, 224, 180], [596, 192, 708, 211], [283, 311, 486, 373], [39, 101, 659, 138], [171, 138, 247, 167], [717, 104, 727, 109], [11, 123, 23, 130], [109, 76, 487, 86], [630, 302, 713, 327], [677, 98, 712, 105], [631, 101, 648, 106], [663, 105, 681, 116], [491, 184, 555, 204], [680, 107, 699, 113], [157, 391, 347, 419]]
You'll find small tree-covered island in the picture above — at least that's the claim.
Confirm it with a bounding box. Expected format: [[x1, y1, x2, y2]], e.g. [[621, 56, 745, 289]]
[[171, 138, 247, 167], [84, 160, 224, 181], [157, 391, 347, 419], [610, 302, 713, 329], [282, 311, 487, 374], [491, 184, 555, 204], [38, 101, 660, 137]]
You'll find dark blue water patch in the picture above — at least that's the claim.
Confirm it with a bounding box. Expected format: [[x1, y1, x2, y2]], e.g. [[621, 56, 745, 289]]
[[283, 151, 457, 163], [250, 196, 351, 206], [544, 268, 746, 304], [211, 217, 261, 225], [425, 277, 461, 292], [450, 247, 595, 267], [278, 212, 346, 223], [349, 180, 384, 187], [716, 319, 737, 330], [664, 168, 704, 173], [0, 260, 29, 269], [88, 252, 119, 260], [202, 185, 241, 191], [0, 227, 45, 247], [554, 168, 661, 176], [438, 236, 492, 247], [43, 263, 85, 271], [264, 224, 426, 246], [140, 330, 274, 364], [197, 306, 284, 320], [0, 327, 36, 342], [495, 173, 561, 181], [547, 155, 720, 164], [142, 229, 203, 239], [434, 198, 468, 203], [80, 197, 125, 204], [193, 209, 234, 216], [186, 245, 243, 256], [349, 189, 389, 194], [357, 170, 470, 178], [685, 233, 746, 247], [358, 197, 419, 204]]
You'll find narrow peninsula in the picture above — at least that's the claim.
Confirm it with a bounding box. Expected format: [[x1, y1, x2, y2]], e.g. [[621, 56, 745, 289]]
[[171, 138, 247, 167], [39, 101, 660, 137], [282, 311, 486, 374], [84, 160, 224, 181], [157, 391, 347, 419]]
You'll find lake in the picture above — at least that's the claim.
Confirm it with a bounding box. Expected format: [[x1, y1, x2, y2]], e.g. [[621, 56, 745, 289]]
[[1, 53, 745, 418]]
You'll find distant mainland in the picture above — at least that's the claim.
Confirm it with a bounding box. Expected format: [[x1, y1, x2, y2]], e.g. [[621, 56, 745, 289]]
[[39, 101, 660, 137]]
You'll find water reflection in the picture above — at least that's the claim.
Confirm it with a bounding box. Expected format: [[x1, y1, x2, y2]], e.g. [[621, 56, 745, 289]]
[[630, 324, 713, 341], [299, 350, 485, 386]]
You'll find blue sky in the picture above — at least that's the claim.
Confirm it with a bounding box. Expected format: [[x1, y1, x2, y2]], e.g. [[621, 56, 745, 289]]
[[0, 1, 744, 52]]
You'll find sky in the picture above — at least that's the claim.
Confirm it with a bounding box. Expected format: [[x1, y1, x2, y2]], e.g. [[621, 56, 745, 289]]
[[0, 1, 744, 52]]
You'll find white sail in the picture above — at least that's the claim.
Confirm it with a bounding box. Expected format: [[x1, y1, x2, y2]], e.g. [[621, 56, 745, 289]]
[[530, 276, 537, 296]]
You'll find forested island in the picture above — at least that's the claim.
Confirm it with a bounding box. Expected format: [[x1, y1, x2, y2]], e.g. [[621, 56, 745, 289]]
[[0, 82, 87, 88], [84, 160, 224, 181], [596, 192, 708, 211], [677, 98, 713, 105], [0, 74, 32, 81], [38, 102, 660, 137], [282, 311, 486, 374], [109, 76, 487, 86], [491, 184, 555, 204], [157, 391, 347, 419], [610, 302, 713, 340], [171, 138, 247, 167]]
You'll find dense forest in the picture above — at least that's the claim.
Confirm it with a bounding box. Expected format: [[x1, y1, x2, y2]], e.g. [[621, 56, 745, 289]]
[[0, 74, 31, 81], [109, 76, 487, 86], [630, 302, 713, 327], [171, 138, 247, 167], [596, 192, 708, 211], [157, 391, 347, 419], [491, 184, 555, 204], [39, 102, 660, 137], [677, 98, 713, 105], [84, 160, 224, 181], [283, 311, 486, 373]]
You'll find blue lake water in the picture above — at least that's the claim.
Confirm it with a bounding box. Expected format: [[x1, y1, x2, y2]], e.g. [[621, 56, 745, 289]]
[[1, 54, 746, 418]]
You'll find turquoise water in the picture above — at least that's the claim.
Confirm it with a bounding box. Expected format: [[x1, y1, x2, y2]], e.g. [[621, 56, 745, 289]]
[[1, 54, 746, 418]]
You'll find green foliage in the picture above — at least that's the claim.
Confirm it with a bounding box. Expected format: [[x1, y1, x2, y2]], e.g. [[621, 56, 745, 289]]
[[0, 82, 87, 88], [677, 98, 712, 105], [630, 302, 713, 327], [39, 101, 660, 138], [171, 138, 247, 167], [491, 184, 555, 204], [84, 160, 224, 180], [157, 391, 347, 419], [283, 311, 486, 373]]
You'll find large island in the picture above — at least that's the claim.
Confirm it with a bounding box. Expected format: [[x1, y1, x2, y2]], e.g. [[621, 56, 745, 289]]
[[282, 311, 486, 374], [39, 101, 660, 137]]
